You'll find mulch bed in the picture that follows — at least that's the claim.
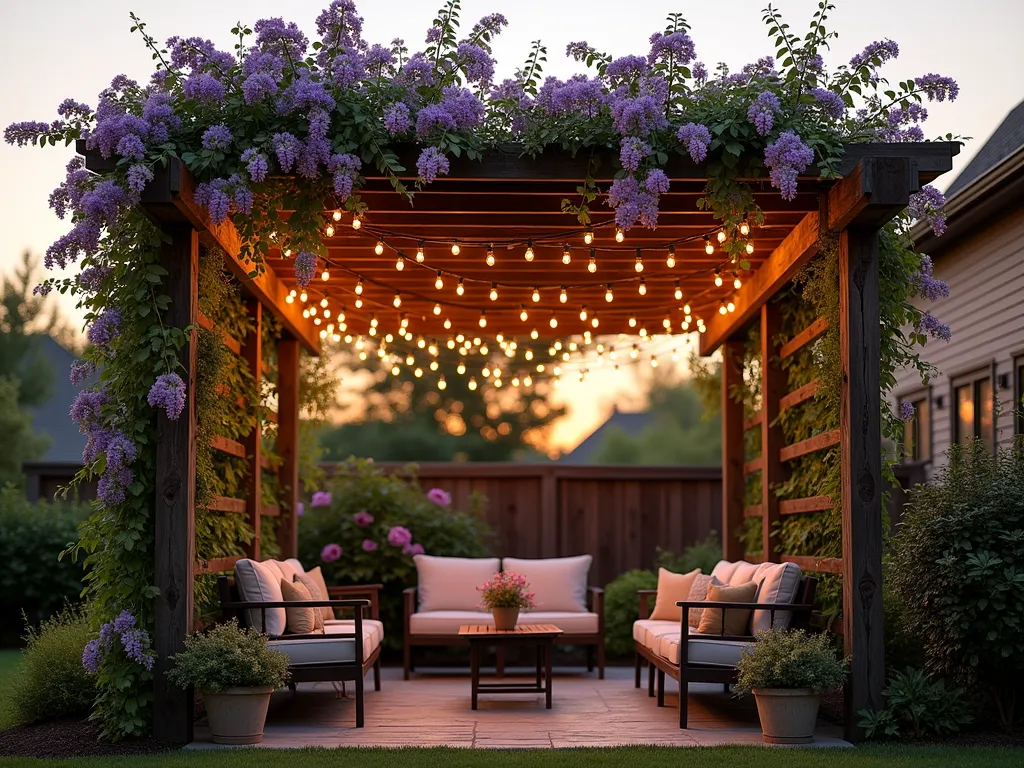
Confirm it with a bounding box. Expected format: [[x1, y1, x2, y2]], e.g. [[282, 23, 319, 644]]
[[0, 718, 179, 759]]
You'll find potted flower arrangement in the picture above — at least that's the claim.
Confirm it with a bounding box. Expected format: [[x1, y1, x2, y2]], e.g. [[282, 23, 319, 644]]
[[166, 621, 289, 745], [477, 571, 536, 630], [734, 628, 848, 744]]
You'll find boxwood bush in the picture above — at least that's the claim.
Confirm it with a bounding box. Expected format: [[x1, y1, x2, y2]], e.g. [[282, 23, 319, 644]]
[[604, 569, 658, 658], [890, 438, 1024, 729]]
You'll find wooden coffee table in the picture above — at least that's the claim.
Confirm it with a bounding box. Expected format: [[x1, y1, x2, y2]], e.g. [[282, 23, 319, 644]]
[[458, 624, 564, 709]]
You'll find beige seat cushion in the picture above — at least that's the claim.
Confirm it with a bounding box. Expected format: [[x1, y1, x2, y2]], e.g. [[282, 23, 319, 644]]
[[269, 622, 380, 665], [283, 558, 306, 576], [324, 619, 384, 649], [687, 573, 714, 628], [649, 568, 701, 622], [234, 559, 286, 636], [273, 559, 302, 584], [503, 555, 592, 613], [696, 581, 758, 636], [414, 555, 501, 612], [409, 610, 599, 635], [295, 566, 335, 623], [280, 578, 322, 635], [658, 630, 751, 667], [632, 619, 681, 650], [750, 562, 803, 633]]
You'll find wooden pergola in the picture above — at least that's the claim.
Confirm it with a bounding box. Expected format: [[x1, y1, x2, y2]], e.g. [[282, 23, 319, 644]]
[[81, 139, 957, 744]]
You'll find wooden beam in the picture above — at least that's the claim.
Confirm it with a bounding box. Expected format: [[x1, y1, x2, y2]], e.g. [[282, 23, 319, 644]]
[[780, 379, 821, 411], [276, 339, 301, 558], [700, 211, 820, 355], [781, 555, 844, 574], [743, 504, 764, 519], [210, 435, 245, 459], [779, 495, 833, 515], [743, 456, 763, 475], [780, 429, 841, 462], [780, 318, 829, 358], [242, 302, 263, 560], [194, 556, 243, 575], [840, 226, 886, 741], [721, 340, 746, 562], [761, 303, 786, 561], [152, 224, 197, 745], [208, 496, 246, 514], [743, 412, 763, 430], [261, 504, 281, 518], [828, 157, 917, 231]]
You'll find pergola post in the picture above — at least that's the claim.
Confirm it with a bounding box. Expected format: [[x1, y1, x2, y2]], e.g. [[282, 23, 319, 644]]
[[242, 301, 263, 560], [276, 338, 301, 557], [152, 224, 198, 744], [720, 340, 745, 561], [760, 303, 786, 560], [839, 226, 886, 742]]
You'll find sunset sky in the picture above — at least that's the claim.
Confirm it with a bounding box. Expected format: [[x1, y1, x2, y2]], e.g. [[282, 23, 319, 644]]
[[2, 0, 1019, 451]]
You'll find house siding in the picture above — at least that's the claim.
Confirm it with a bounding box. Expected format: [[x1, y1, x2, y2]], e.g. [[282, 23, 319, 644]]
[[894, 204, 1024, 479]]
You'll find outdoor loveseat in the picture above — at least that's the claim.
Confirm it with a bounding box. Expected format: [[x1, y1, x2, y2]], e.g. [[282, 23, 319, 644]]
[[633, 559, 817, 727], [217, 557, 383, 727], [403, 554, 605, 679]]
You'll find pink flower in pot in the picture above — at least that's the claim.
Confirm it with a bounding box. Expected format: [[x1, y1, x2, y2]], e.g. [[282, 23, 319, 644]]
[[320, 543, 342, 562]]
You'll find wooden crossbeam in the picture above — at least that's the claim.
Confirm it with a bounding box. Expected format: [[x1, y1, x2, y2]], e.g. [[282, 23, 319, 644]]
[[780, 495, 833, 515], [194, 556, 243, 575], [743, 504, 764, 519], [780, 429, 841, 462], [779, 379, 821, 411], [260, 455, 277, 472], [208, 496, 246, 514], [781, 555, 843, 574], [197, 312, 242, 355], [780, 318, 828, 358], [743, 456, 763, 475], [210, 435, 245, 458], [261, 504, 281, 518], [264, 410, 278, 425], [743, 412, 763, 430]]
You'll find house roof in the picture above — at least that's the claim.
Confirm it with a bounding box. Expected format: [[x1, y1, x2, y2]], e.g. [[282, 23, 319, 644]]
[[945, 99, 1024, 199], [25, 336, 94, 465], [558, 406, 653, 464]]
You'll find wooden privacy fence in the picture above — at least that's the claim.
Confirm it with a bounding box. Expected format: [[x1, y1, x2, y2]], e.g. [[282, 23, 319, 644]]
[[322, 463, 722, 587]]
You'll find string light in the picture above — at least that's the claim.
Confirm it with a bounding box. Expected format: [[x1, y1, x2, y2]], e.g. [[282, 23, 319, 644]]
[[525, 240, 535, 262], [395, 255, 404, 271], [457, 277, 465, 296], [733, 271, 743, 290], [719, 300, 728, 315], [354, 278, 363, 295], [739, 213, 751, 237], [532, 287, 541, 303], [584, 227, 594, 245], [520, 305, 528, 322], [434, 271, 444, 290], [562, 244, 572, 265], [374, 239, 385, 255], [559, 286, 568, 304], [392, 291, 402, 308], [489, 283, 499, 301], [443, 318, 452, 330], [717, 229, 727, 244], [746, 241, 755, 255], [666, 245, 676, 269], [325, 223, 336, 237], [683, 302, 691, 315], [714, 270, 723, 288], [451, 240, 461, 256], [549, 314, 558, 329], [485, 245, 495, 266], [416, 240, 425, 262], [635, 250, 644, 273], [524, 374, 533, 386], [299, 290, 308, 303], [629, 315, 637, 328], [457, 362, 466, 375], [579, 306, 588, 321], [704, 236, 714, 255], [332, 210, 342, 222], [479, 311, 487, 328], [674, 281, 683, 301], [433, 303, 442, 316], [615, 228, 625, 243], [286, 293, 294, 304], [591, 313, 599, 328], [530, 328, 539, 340], [468, 377, 478, 391], [320, 297, 328, 308], [638, 278, 647, 296], [351, 214, 362, 230], [605, 284, 614, 302], [728, 300, 736, 313], [588, 249, 597, 273], [438, 375, 447, 390], [321, 268, 330, 281]]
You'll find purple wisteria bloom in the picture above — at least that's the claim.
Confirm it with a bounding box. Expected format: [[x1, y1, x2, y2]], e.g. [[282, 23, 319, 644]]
[[365, 44, 395, 73], [387, 525, 413, 547], [182, 72, 226, 104], [241, 149, 269, 183], [691, 62, 708, 85], [677, 122, 712, 163], [254, 17, 308, 60], [296, 502, 305, 517], [764, 131, 815, 200], [648, 31, 695, 65], [811, 88, 846, 120], [609, 92, 667, 136], [354, 511, 374, 527], [898, 401, 915, 422], [77, 265, 110, 293], [321, 543, 342, 562], [193, 179, 232, 224], [147, 373, 187, 420], [535, 75, 605, 119], [403, 542, 425, 556], [362, 539, 378, 553], [619, 137, 650, 172], [606, 55, 648, 85], [112, 610, 136, 634], [607, 175, 661, 230], [384, 102, 411, 135], [457, 42, 495, 85], [914, 74, 959, 102], [126, 164, 154, 195], [272, 132, 302, 173], [201, 124, 232, 150], [121, 629, 154, 670], [908, 185, 947, 236], [748, 91, 781, 135], [82, 639, 103, 674], [312, 490, 332, 507], [105, 432, 137, 474], [427, 488, 451, 506], [87, 308, 121, 348], [4, 121, 51, 147], [917, 312, 951, 342], [399, 53, 436, 88], [417, 147, 450, 184], [294, 250, 317, 288], [849, 40, 900, 69], [910, 255, 950, 302], [328, 152, 361, 201], [69, 360, 96, 387], [644, 168, 670, 195], [70, 388, 106, 429]]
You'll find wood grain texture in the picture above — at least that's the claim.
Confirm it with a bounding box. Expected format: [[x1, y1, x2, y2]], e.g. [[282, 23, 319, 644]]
[[194, 556, 243, 575], [721, 341, 746, 561], [779, 495, 833, 515], [152, 224, 197, 744], [209, 435, 245, 458], [208, 496, 246, 514], [761, 303, 786, 560], [779, 429, 841, 462], [458, 624, 564, 637], [780, 318, 828, 359], [781, 555, 844, 574], [779, 379, 821, 411], [242, 301, 262, 560]]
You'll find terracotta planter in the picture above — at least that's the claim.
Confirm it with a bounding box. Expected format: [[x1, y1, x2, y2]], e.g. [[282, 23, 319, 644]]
[[752, 688, 821, 744], [202, 686, 275, 745], [492, 607, 520, 631]]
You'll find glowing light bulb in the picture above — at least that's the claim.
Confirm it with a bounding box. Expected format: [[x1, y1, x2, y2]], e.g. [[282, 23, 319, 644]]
[[433, 303, 442, 316], [739, 215, 750, 237], [530, 328, 539, 340], [520, 305, 528, 322], [434, 271, 444, 290], [354, 279, 363, 296], [590, 314, 599, 329], [468, 377, 478, 391], [746, 241, 755, 255], [635, 251, 644, 273], [482, 366, 490, 378], [630, 344, 639, 359], [417, 337, 426, 349], [638, 279, 647, 296], [629, 316, 637, 328], [717, 229, 727, 244], [524, 375, 533, 387], [332, 210, 342, 222], [486, 245, 495, 266], [300, 291, 308, 302], [605, 284, 614, 303], [325, 223, 335, 237], [489, 283, 498, 301], [391, 365, 400, 375], [532, 287, 540, 303], [413, 367, 423, 378], [286, 294, 294, 304], [704, 236, 714, 255], [583, 227, 594, 245], [309, 306, 317, 316], [683, 303, 691, 315], [374, 239, 384, 255], [400, 315, 409, 328], [579, 306, 588, 321], [666, 245, 676, 269], [733, 272, 742, 290], [451, 240, 461, 256], [479, 312, 487, 328], [719, 301, 728, 316], [714, 270, 723, 288], [525, 349, 534, 361], [456, 278, 465, 296], [588, 249, 597, 273], [351, 216, 362, 230], [562, 244, 571, 265], [443, 318, 452, 330], [549, 315, 558, 329], [321, 269, 330, 281], [457, 362, 466, 374], [615, 228, 625, 243], [559, 287, 567, 304], [651, 357, 659, 368], [320, 297, 328, 308], [524, 241, 534, 262], [416, 240, 425, 262], [438, 376, 447, 390], [395, 256, 404, 271], [674, 282, 683, 301]]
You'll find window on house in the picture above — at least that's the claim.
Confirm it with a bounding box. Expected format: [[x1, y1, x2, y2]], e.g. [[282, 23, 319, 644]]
[[900, 396, 930, 462], [954, 374, 994, 447]]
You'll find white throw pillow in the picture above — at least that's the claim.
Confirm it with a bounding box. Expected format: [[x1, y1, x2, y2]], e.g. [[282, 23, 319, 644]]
[[502, 555, 592, 613], [414, 555, 501, 612], [710, 560, 739, 582], [283, 558, 306, 576], [750, 562, 803, 633], [273, 559, 301, 583], [234, 559, 286, 636]]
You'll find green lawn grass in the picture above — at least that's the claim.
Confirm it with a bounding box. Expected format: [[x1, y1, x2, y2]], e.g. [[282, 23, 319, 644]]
[[0, 650, 22, 730], [0, 746, 1020, 768]]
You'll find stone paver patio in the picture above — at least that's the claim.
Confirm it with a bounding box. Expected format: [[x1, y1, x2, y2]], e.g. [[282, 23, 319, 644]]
[[188, 667, 848, 749]]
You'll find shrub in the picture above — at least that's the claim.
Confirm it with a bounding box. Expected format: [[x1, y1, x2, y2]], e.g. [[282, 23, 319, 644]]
[[858, 667, 972, 739], [890, 438, 1024, 729], [603, 569, 658, 658], [298, 459, 492, 651], [0, 488, 90, 646], [167, 620, 289, 693], [735, 628, 848, 695], [656, 532, 722, 575], [9, 606, 96, 725]]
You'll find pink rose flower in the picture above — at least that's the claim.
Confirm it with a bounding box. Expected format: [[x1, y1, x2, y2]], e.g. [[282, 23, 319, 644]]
[[311, 491, 332, 507], [296, 502, 305, 518], [320, 543, 342, 562], [403, 542, 425, 556], [354, 511, 374, 527], [426, 487, 451, 506], [361, 539, 378, 552], [387, 525, 413, 547]]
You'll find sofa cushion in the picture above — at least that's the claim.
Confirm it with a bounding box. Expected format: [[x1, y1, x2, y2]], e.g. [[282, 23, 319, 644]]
[[687, 573, 714, 629], [295, 566, 335, 624], [502, 555, 592, 613], [649, 568, 701, 622], [658, 631, 751, 667], [234, 559, 286, 636], [269, 621, 380, 666], [632, 619, 681, 649], [696, 580, 757, 636], [414, 555, 500, 612], [409, 610, 599, 635], [710, 560, 740, 582], [750, 562, 803, 633], [283, 558, 306, 576], [325, 618, 384, 649], [274, 559, 302, 584], [280, 577, 322, 635]]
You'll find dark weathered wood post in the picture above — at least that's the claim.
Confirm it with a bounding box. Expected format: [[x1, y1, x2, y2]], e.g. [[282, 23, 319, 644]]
[[152, 224, 198, 744], [760, 303, 786, 560], [242, 301, 263, 560], [276, 338, 300, 557], [720, 340, 746, 561]]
